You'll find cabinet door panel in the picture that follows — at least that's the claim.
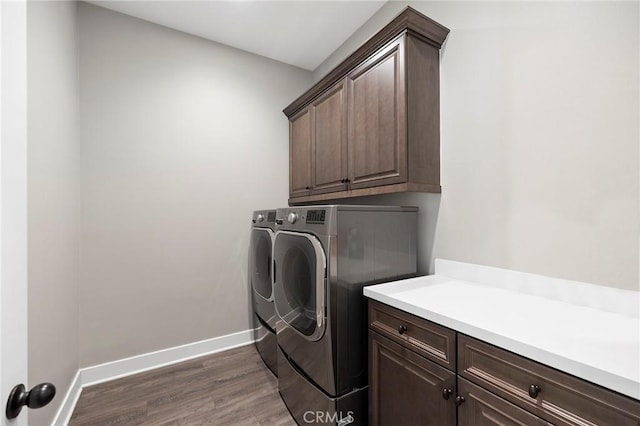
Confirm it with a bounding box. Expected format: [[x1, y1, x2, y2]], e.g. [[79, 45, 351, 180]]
[[289, 108, 312, 198], [369, 330, 455, 426], [348, 37, 406, 189], [311, 81, 347, 194], [458, 377, 552, 426]]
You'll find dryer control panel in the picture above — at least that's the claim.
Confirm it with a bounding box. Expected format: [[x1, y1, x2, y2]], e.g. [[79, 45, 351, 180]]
[[306, 209, 326, 225]]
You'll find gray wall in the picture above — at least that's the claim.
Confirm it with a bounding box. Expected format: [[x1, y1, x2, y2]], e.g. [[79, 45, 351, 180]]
[[27, 1, 80, 424], [316, 1, 640, 291], [78, 3, 312, 367]]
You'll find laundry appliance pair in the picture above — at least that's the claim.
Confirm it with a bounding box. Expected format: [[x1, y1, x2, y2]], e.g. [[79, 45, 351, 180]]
[[250, 205, 417, 425]]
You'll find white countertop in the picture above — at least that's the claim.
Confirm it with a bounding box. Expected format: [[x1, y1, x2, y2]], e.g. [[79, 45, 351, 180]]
[[363, 260, 640, 400]]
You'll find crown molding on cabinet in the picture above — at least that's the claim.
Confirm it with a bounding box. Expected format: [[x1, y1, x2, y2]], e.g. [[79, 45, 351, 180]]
[[283, 6, 449, 118]]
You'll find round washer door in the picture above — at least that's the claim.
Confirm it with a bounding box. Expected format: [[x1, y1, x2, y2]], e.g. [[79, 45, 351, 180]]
[[273, 231, 326, 341], [250, 228, 274, 301]]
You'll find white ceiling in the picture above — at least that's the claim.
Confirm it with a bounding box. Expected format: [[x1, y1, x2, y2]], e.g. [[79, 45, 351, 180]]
[[89, 1, 387, 71]]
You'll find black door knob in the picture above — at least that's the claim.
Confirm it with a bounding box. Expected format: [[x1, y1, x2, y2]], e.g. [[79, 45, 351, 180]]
[[454, 395, 466, 407], [398, 325, 407, 335], [6, 383, 56, 419]]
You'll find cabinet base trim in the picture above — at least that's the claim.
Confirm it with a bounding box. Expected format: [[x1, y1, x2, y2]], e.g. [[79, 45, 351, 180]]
[[289, 182, 441, 205]]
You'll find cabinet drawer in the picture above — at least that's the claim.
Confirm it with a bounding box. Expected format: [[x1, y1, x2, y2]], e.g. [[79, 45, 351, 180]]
[[459, 334, 640, 426], [368, 300, 455, 371], [458, 377, 552, 426]]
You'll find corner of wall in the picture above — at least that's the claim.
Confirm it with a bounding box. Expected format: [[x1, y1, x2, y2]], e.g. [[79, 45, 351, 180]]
[[26, 1, 81, 424]]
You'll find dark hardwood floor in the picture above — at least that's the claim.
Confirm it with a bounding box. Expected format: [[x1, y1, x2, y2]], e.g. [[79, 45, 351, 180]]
[[69, 344, 295, 425]]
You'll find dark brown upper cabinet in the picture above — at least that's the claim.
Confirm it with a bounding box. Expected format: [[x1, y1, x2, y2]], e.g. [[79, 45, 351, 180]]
[[284, 7, 449, 205], [310, 80, 348, 195], [347, 36, 406, 190], [289, 80, 348, 198], [288, 108, 312, 198]]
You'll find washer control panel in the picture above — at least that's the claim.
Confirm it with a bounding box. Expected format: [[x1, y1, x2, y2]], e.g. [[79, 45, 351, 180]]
[[253, 210, 277, 225]]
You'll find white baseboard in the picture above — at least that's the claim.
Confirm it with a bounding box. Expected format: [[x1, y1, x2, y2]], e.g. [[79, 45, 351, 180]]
[[81, 329, 255, 387], [51, 329, 255, 425], [52, 370, 82, 426]]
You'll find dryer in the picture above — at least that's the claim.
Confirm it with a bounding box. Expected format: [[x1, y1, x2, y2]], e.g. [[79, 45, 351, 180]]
[[250, 209, 278, 376], [273, 205, 417, 425]]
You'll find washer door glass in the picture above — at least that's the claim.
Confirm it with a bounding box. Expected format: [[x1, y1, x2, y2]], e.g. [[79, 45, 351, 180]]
[[273, 231, 326, 341], [250, 228, 274, 301]]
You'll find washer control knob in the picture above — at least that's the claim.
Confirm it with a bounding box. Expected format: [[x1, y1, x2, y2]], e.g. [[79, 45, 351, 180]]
[[256, 214, 265, 223], [287, 212, 298, 224]]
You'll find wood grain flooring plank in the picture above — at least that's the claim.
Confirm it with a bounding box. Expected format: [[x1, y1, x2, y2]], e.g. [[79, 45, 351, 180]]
[[77, 361, 208, 410], [69, 344, 293, 426], [70, 401, 147, 426], [143, 395, 216, 426]]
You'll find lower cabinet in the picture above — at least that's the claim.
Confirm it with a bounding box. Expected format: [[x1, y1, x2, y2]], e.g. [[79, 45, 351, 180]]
[[368, 300, 640, 426], [369, 331, 456, 426]]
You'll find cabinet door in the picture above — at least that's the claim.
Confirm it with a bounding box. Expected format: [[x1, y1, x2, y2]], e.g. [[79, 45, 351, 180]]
[[369, 330, 455, 426], [289, 108, 312, 198], [311, 80, 347, 195], [458, 377, 552, 426], [347, 36, 406, 190]]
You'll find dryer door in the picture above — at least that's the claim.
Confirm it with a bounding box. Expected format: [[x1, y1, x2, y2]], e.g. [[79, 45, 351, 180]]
[[273, 231, 326, 341], [250, 228, 274, 302]]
